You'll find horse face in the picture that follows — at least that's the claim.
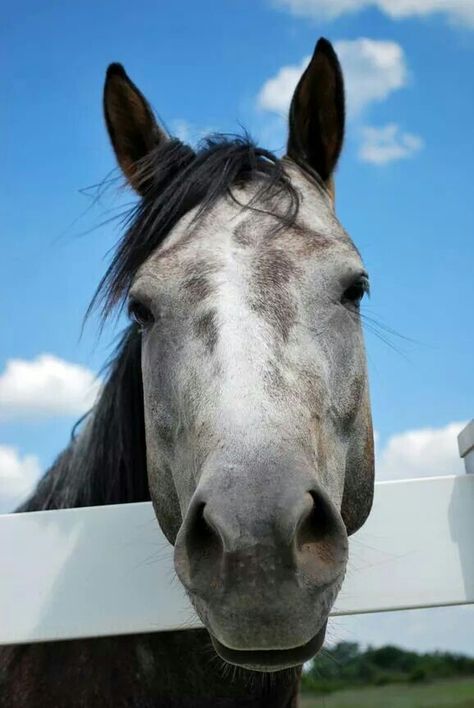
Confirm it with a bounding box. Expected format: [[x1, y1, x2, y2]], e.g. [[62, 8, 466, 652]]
[[104, 38, 374, 672]]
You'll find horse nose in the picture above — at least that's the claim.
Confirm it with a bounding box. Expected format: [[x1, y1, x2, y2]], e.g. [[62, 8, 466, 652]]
[[174, 484, 348, 598]]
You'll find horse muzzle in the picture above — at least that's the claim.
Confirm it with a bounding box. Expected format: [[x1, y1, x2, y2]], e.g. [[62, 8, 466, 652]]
[[173, 459, 348, 670]]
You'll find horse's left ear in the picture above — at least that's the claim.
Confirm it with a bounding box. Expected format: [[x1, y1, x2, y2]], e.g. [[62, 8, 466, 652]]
[[103, 63, 168, 195], [286, 37, 345, 200]]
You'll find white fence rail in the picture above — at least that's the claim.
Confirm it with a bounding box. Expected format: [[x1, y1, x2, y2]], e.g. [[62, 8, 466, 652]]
[[1, 473, 473, 646]]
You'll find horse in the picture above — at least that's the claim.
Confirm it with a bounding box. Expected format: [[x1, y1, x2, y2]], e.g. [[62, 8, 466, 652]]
[[0, 37, 374, 707]]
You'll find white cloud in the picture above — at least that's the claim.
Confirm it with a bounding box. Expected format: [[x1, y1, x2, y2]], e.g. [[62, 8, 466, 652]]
[[336, 39, 407, 117], [375, 421, 467, 481], [359, 122, 424, 164], [171, 119, 194, 143], [257, 56, 309, 114], [257, 38, 408, 118], [170, 119, 214, 146], [273, 0, 474, 27], [0, 355, 100, 420], [0, 445, 42, 513]]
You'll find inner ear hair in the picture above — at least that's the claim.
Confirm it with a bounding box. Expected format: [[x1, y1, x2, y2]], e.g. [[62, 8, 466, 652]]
[[103, 63, 167, 194]]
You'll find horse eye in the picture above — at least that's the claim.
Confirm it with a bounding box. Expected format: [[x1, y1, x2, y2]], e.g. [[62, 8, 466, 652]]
[[342, 277, 369, 309], [128, 298, 155, 329]]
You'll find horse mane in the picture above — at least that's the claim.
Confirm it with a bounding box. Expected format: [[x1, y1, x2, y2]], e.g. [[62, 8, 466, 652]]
[[19, 325, 148, 511], [92, 134, 300, 317], [22, 135, 301, 512]]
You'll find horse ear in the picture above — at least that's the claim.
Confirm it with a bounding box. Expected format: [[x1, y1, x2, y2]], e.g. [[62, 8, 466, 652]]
[[103, 63, 168, 195], [286, 38, 345, 199]]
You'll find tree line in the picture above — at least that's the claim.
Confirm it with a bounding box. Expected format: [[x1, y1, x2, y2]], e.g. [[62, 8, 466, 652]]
[[301, 642, 474, 694]]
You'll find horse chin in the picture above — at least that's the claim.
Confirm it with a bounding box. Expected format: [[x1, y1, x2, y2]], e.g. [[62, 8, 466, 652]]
[[209, 621, 328, 673]]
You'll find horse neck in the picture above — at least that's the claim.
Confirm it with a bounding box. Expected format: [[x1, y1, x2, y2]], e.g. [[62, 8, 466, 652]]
[[0, 630, 300, 707], [138, 629, 301, 706]]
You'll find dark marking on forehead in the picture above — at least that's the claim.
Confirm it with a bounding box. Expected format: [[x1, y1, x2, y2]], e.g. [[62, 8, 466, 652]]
[[182, 258, 218, 304], [183, 271, 212, 302], [233, 221, 253, 247], [233, 214, 283, 248], [249, 247, 300, 342], [234, 212, 336, 265], [276, 224, 333, 257], [194, 309, 219, 354]]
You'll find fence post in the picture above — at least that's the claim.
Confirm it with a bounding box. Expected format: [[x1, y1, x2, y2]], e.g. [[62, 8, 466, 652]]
[[458, 420, 474, 474]]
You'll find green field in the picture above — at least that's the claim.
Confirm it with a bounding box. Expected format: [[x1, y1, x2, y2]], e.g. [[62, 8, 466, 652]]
[[300, 678, 474, 707]]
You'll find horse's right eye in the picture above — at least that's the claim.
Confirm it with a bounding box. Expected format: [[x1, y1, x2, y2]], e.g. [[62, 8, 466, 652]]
[[127, 298, 155, 329]]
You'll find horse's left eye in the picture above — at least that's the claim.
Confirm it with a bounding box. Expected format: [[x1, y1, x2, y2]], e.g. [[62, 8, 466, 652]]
[[128, 298, 155, 329], [342, 276, 369, 308]]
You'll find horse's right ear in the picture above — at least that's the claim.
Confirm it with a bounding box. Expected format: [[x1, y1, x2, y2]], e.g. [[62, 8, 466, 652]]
[[103, 63, 168, 195]]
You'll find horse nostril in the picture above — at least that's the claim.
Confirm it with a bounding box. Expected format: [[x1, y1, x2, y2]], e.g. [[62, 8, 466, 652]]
[[175, 501, 224, 593], [195, 504, 222, 551], [297, 492, 332, 547], [296, 490, 348, 574]]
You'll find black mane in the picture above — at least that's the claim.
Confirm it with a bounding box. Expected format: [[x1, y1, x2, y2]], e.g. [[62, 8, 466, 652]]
[[19, 325, 148, 511], [22, 135, 300, 512]]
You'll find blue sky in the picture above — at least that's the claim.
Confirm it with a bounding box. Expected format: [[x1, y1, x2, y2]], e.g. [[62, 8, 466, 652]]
[[1, 0, 473, 652]]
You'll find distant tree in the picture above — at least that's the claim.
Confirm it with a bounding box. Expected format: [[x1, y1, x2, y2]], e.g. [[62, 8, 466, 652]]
[[366, 645, 419, 672], [301, 642, 474, 695]]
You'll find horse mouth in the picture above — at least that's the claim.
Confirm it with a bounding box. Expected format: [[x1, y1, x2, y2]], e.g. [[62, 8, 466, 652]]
[[209, 622, 327, 672]]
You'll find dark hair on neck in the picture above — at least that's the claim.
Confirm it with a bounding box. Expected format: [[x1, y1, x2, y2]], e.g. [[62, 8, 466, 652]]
[[19, 325, 148, 511], [22, 134, 302, 512]]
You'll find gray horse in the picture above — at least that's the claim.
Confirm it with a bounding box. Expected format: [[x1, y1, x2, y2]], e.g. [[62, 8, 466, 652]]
[[0, 37, 374, 707]]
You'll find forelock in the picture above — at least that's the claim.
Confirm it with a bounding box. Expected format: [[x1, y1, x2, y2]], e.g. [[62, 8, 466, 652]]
[[89, 135, 302, 322]]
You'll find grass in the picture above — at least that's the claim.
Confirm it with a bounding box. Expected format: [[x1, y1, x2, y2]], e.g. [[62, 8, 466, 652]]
[[300, 677, 474, 707]]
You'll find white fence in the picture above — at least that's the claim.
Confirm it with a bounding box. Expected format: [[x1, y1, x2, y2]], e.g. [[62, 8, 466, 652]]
[[1, 423, 473, 646]]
